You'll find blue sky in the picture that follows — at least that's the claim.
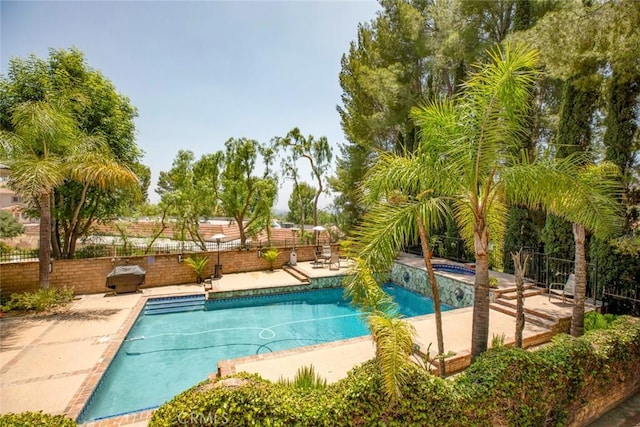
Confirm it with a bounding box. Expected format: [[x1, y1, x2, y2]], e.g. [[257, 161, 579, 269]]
[[1, 0, 380, 211]]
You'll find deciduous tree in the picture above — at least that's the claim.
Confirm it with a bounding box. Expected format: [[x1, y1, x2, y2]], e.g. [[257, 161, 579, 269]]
[[286, 182, 314, 228], [0, 48, 145, 258], [276, 128, 332, 226], [157, 150, 222, 250], [0, 211, 25, 238], [219, 138, 277, 248]]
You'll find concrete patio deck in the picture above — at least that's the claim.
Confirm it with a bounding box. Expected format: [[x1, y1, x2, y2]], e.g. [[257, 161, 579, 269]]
[[0, 258, 574, 426]]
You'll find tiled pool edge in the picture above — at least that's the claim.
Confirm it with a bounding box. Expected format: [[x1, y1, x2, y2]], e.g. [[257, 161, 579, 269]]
[[207, 275, 346, 300]]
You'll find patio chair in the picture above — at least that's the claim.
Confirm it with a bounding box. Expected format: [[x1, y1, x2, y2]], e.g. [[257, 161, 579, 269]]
[[329, 251, 340, 270], [548, 273, 576, 303], [320, 245, 332, 264], [312, 247, 325, 268]]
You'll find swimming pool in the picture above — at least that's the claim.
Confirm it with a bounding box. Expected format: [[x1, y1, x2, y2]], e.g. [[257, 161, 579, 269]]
[[78, 284, 453, 422]]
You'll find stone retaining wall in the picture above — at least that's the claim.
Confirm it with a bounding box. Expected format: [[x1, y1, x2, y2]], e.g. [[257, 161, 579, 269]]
[[390, 262, 475, 308]]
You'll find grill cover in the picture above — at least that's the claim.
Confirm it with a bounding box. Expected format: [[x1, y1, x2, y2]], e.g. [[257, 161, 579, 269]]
[[106, 265, 146, 291]]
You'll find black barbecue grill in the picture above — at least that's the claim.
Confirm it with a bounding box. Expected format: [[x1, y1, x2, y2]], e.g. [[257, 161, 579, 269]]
[[106, 265, 146, 294]]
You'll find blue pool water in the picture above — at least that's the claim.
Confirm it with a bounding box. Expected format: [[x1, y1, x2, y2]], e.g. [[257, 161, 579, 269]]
[[79, 284, 453, 422]]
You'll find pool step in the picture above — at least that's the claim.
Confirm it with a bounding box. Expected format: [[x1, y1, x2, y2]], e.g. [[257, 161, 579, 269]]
[[144, 294, 206, 315]]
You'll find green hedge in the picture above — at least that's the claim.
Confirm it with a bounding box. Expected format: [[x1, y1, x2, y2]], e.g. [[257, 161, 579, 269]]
[[0, 411, 76, 426], [149, 316, 640, 426]]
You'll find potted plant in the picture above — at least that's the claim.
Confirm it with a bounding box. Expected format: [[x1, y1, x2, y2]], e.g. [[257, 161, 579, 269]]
[[262, 248, 280, 271], [185, 255, 209, 284]]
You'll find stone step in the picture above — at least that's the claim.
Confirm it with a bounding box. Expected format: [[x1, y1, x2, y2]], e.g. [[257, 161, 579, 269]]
[[490, 302, 557, 330], [282, 265, 310, 283], [492, 282, 537, 298], [499, 287, 544, 300], [492, 296, 558, 322]]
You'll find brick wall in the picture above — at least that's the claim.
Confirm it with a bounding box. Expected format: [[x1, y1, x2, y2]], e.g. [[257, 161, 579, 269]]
[[569, 376, 640, 426], [0, 246, 319, 296]]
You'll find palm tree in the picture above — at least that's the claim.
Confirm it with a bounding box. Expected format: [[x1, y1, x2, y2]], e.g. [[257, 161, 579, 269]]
[[410, 43, 622, 360], [352, 149, 452, 377], [506, 161, 622, 337], [344, 258, 417, 402], [1, 101, 138, 288]]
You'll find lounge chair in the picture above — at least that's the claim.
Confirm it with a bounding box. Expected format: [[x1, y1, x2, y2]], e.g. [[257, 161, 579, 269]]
[[548, 273, 576, 303]]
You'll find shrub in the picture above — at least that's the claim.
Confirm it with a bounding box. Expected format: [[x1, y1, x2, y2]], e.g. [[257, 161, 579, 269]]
[[0, 411, 76, 426], [184, 255, 209, 282], [1, 287, 74, 313], [584, 311, 617, 331], [488, 276, 499, 289], [74, 244, 108, 259], [0, 241, 12, 254], [149, 373, 330, 426], [279, 365, 327, 390], [262, 248, 280, 271]]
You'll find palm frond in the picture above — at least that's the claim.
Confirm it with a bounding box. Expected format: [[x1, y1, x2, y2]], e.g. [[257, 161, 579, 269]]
[[343, 257, 397, 314], [9, 155, 65, 196], [10, 101, 76, 155], [503, 155, 624, 238], [69, 156, 139, 190], [452, 198, 475, 253], [0, 130, 25, 158], [485, 196, 507, 268], [368, 311, 416, 402], [361, 151, 423, 204]]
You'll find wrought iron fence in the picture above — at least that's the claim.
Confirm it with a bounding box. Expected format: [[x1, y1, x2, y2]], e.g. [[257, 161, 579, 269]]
[[507, 250, 599, 302], [0, 249, 39, 263], [405, 235, 475, 263], [603, 283, 640, 316], [410, 237, 602, 303], [0, 236, 331, 262]]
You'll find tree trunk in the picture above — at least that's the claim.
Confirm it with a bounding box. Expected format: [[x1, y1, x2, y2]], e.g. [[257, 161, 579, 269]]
[[38, 191, 52, 289], [471, 228, 490, 361], [51, 196, 61, 259], [418, 221, 446, 377], [512, 250, 529, 348], [571, 223, 587, 337], [237, 217, 247, 249]]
